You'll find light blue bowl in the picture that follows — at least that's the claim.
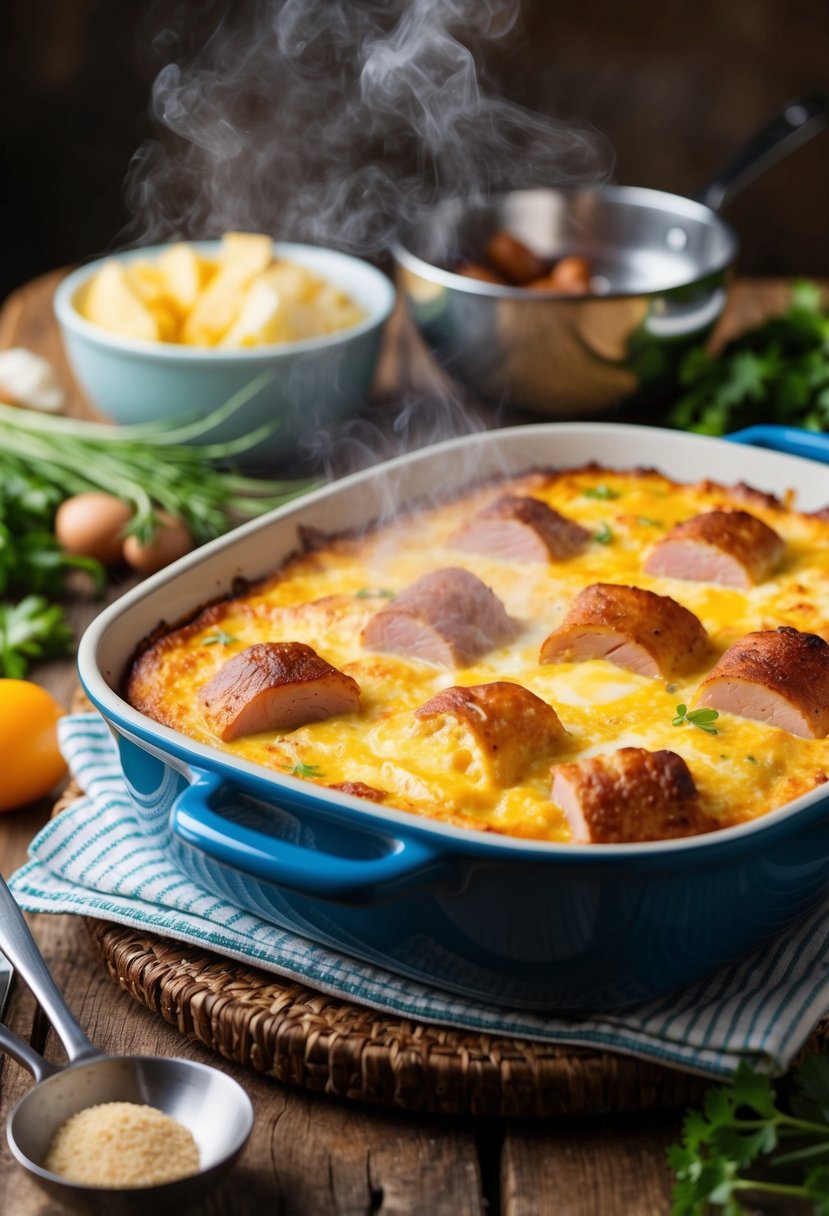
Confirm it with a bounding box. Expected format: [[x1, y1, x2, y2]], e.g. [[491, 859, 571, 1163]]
[[54, 241, 396, 466]]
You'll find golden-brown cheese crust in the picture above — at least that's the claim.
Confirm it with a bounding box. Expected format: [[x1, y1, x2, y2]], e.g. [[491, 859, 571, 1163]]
[[644, 509, 784, 587], [539, 583, 709, 678], [551, 747, 718, 843], [414, 681, 567, 787], [697, 626, 829, 739], [326, 780, 388, 803]]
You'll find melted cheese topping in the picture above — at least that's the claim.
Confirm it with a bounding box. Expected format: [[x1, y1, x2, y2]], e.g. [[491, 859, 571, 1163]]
[[127, 468, 829, 842]]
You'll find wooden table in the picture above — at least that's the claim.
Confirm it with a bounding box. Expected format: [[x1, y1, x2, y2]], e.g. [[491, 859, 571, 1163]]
[[0, 272, 807, 1215]]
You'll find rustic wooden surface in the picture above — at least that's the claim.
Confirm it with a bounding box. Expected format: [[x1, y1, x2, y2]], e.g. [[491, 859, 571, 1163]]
[[0, 270, 810, 1214]]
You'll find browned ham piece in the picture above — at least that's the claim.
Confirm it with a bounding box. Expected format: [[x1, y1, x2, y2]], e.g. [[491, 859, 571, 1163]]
[[198, 641, 361, 741], [448, 494, 590, 562], [539, 583, 709, 678], [361, 567, 517, 668], [696, 626, 829, 738], [414, 681, 567, 786], [551, 747, 719, 843], [643, 509, 784, 587]]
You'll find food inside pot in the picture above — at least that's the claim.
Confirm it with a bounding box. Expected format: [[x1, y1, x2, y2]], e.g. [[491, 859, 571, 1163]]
[[125, 465, 829, 844], [454, 229, 592, 293]]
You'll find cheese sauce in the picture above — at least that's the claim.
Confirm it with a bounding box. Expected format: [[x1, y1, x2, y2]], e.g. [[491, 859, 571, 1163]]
[[127, 468, 829, 842]]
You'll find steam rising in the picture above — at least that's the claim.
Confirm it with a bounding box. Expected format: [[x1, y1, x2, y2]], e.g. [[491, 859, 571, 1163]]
[[121, 1, 612, 477], [124, 0, 612, 254]]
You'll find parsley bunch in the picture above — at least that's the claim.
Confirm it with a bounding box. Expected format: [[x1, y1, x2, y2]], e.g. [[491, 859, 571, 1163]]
[[0, 470, 105, 598], [0, 596, 75, 678], [668, 281, 829, 436], [669, 1059, 829, 1214]]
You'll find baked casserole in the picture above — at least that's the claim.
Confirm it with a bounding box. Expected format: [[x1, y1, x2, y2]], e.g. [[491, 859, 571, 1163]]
[[127, 464, 829, 845]]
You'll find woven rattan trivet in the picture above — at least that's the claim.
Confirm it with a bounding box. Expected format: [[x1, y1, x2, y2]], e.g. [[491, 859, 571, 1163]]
[[52, 769, 829, 1118]]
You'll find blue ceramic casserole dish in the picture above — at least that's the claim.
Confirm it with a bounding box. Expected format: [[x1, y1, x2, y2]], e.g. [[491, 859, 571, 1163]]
[[77, 423, 829, 1012]]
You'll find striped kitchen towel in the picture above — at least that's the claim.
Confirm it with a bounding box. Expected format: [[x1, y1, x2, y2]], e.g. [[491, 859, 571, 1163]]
[[10, 712, 829, 1079]]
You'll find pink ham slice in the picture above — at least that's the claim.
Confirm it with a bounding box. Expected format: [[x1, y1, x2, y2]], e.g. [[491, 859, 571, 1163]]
[[361, 567, 517, 668], [551, 747, 719, 843], [448, 494, 590, 562], [696, 626, 829, 738], [539, 583, 709, 678], [198, 641, 361, 741], [644, 509, 784, 588], [414, 681, 567, 786]]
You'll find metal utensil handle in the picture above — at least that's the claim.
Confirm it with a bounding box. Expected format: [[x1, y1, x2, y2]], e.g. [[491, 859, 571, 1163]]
[[696, 92, 829, 213], [0, 874, 99, 1065], [0, 1022, 60, 1084], [171, 768, 454, 905]]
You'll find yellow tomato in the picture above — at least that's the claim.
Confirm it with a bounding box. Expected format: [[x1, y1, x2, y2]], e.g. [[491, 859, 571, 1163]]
[[0, 680, 67, 810]]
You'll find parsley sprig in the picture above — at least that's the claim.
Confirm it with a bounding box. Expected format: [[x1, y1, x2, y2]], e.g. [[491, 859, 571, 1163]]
[[668, 280, 829, 436], [582, 483, 620, 501], [202, 629, 239, 646], [282, 762, 324, 779], [673, 704, 720, 735], [669, 1059, 829, 1214], [0, 596, 74, 678]]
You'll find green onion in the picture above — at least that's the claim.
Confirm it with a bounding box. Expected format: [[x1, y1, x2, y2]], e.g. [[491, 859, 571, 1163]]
[[0, 377, 316, 546]]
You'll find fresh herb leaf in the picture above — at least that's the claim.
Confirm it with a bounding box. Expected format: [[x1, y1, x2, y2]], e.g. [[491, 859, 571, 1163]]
[[672, 704, 720, 734], [282, 762, 324, 779], [668, 281, 829, 436], [354, 588, 395, 599], [594, 522, 614, 545], [582, 483, 620, 500], [669, 1059, 829, 1214], [202, 629, 238, 646], [0, 595, 74, 678]]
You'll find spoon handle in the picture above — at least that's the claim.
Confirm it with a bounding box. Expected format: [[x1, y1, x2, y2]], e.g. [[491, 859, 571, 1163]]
[[0, 874, 99, 1065]]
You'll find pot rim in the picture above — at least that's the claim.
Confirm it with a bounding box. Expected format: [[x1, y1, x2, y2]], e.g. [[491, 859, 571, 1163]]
[[392, 184, 739, 300]]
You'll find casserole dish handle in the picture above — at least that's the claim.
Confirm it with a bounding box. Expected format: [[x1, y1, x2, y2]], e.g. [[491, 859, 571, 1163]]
[[171, 769, 454, 906], [727, 425, 829, 464]]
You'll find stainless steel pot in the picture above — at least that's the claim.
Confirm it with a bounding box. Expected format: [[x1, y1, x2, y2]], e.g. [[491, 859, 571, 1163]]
[[392, 93, 828, 417]]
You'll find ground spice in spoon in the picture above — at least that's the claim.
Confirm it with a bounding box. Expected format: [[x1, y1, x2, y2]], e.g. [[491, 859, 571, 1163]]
[[44, 1100, 199, 1188]]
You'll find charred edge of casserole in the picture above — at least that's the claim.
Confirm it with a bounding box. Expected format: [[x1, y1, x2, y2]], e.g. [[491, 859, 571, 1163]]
[[120, 571, 295, 696], [696, 479, 786, 512]]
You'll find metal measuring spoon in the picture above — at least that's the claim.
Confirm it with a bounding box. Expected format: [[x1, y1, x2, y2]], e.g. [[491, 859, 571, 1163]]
[[0, 874, 254, 1213]]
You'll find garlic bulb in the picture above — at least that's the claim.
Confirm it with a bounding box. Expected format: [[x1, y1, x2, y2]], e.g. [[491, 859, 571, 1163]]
[[0, 348, 66, 413]]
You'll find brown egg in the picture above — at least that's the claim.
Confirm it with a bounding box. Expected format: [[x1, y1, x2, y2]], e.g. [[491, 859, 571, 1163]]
[[122, 512, 193, 575], [55, 492, 134, 566]]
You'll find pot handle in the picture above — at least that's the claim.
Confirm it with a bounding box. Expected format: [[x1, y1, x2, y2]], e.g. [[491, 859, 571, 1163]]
[[696, 92, 828, 213], [170, 768, 455, 905], [726, 424, 829, 464]]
